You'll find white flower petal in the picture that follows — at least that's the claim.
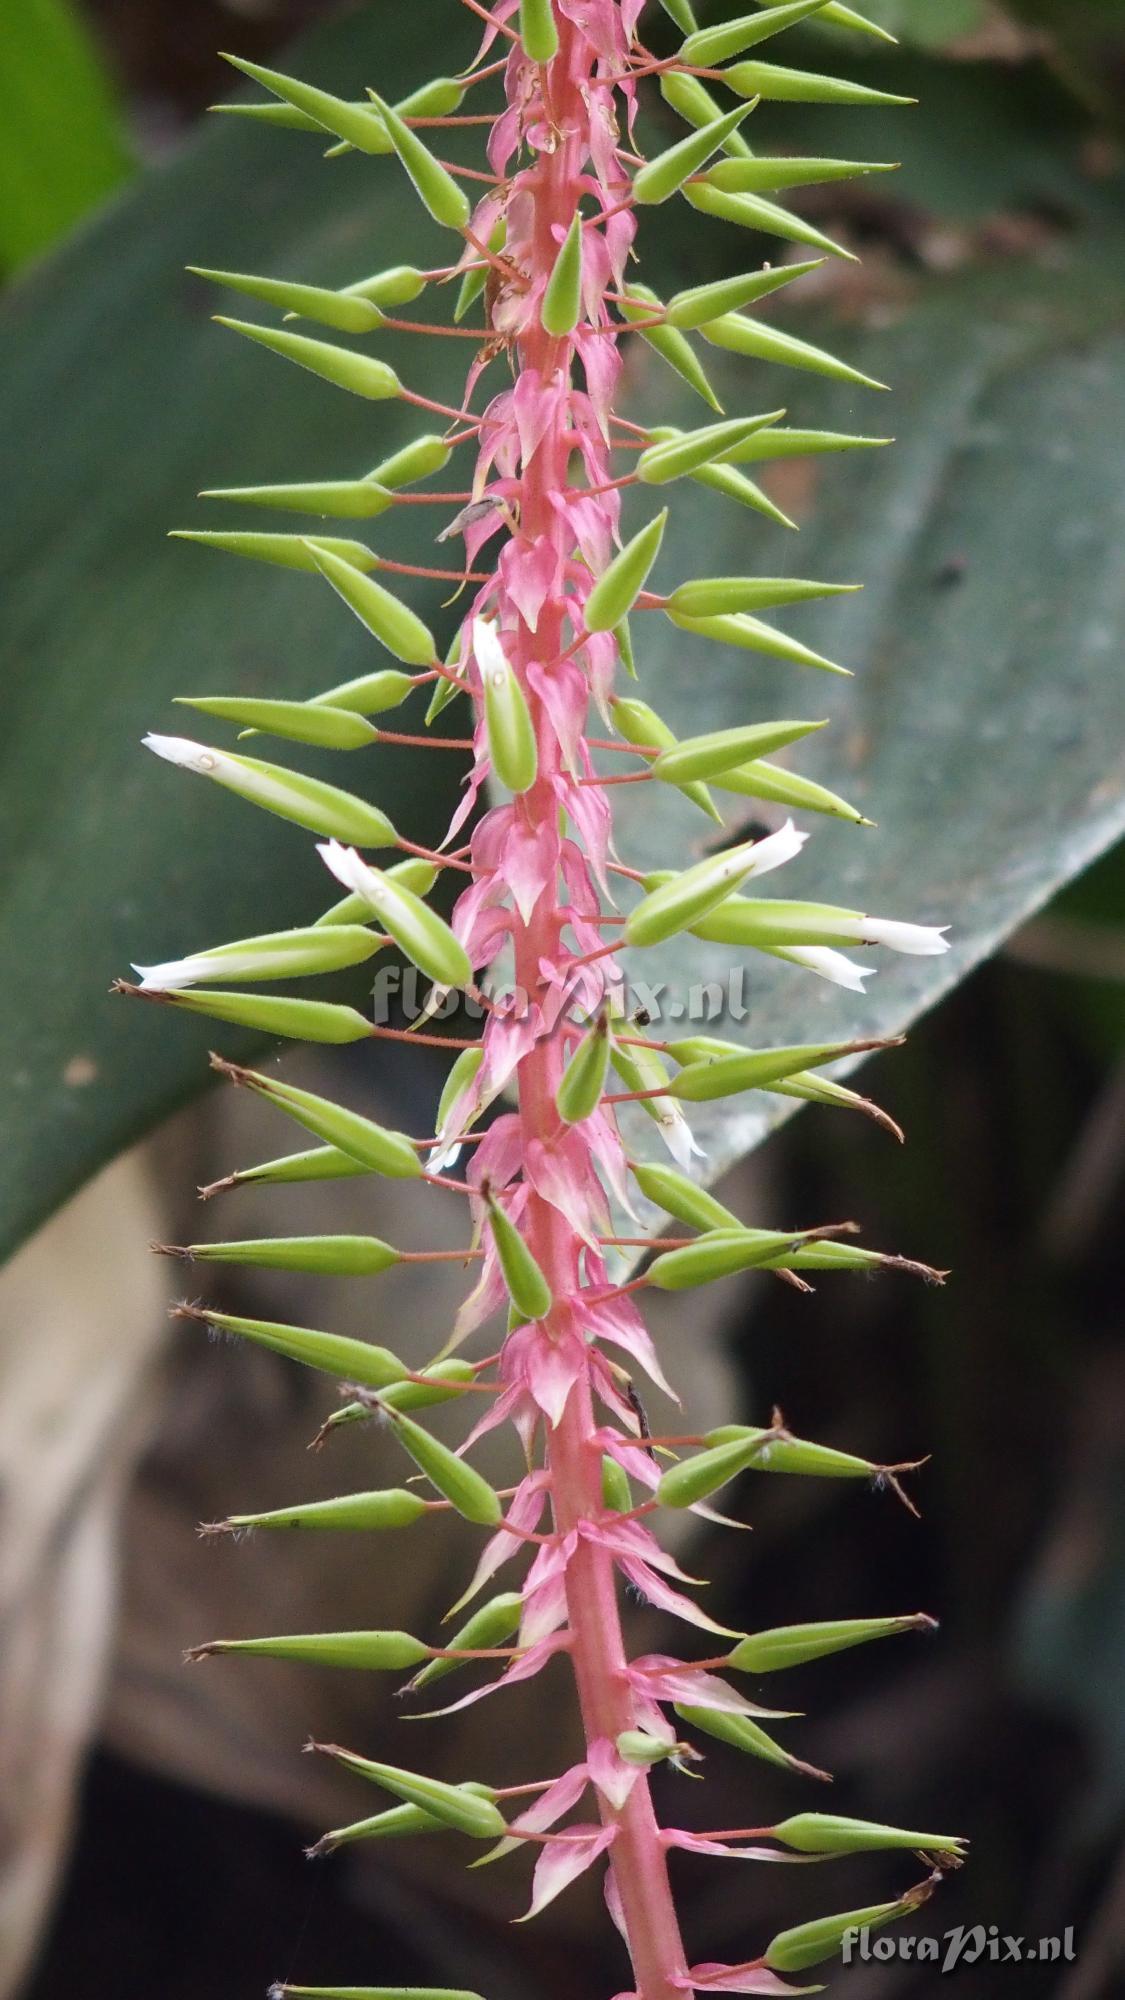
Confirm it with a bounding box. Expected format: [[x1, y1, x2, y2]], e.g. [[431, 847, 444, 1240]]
[[131, 956, 214, 992], [317, 837, 375, 901], [472, 615, 510, 679], [776, 944, 875, 991], [861, 917, 951, 956], [744, 819, 807, 881], [142, 732, 220, 773]]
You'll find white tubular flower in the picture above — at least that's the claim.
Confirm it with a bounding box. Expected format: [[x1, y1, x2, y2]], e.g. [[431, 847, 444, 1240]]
[[132, 954, 224, 991], [472, 615, 509, 677], [859, 917, 951, 956], [659, 1101, 705, 1170], [143, 732, 222, 773], [319, 837, 377, 903], [743, 819, 807, 881], [772, 945, 876, 991]]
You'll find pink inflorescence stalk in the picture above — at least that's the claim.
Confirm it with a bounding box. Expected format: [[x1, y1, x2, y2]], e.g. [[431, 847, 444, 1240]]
[[128, 4, 967, 1997]]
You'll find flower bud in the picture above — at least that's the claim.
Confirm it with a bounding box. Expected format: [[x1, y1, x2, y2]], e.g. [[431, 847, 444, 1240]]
[[119, 984, 373, 1044], [699, 309, 887, 394], [309, 669, 417, 716], [174, 1303, 408, 1389], [175, 1234, 400, 1276], [214, 316, 401, 400], [313, 1747, 507, 1839], [682, 2, 841, 67], [436, 1046, 485, 1131], [674, 1704, 829, 1782], [765, 1880, 936, 1974], [557, 1017, 611, 1123], [667, 608, 846, 674], [657, 0, 698, 29], [541, 214, 584, 335], [664, 258, 821, 328], [132, 922, 381, 990], [649, 1229, 826, 1297], [772, 1813, 966, 1861], [602, 1454, 634, 1513], [651, 719, 824, 785], [619, 287, 723, 412], [456, 218, 506, 321], [708, 155, 897, 196], [711, 756, 870, 826], [684, 179, 853, 262], [371, 433, 453, 488], [637, 416, 783, 486], [170, 530, 377, 572], [343, 263, 429, 307], [486, 1192, 553, 1324], [629, 1160, 740, 1233], [385, 1408, 504, 1526], [727, 1614, 937, 1675], [276, 1983, 485, 2000], [198, 476, 393, 520], [667, 576, 858, 618], [187, 1629, 430, 1670], [669, 1038, 885, 1103], [174, 696, 376, 750], [212, 1062, 422, 1177], [585, 512, 668, 632], [647, 432, 795, 527], [410, 1591, 523, 1690], [616, 1731, 680, 1767], [142, 734, 398, 845], [633, 101, 755, 205], [307, 1803, 453, 1852], [477, 619, 538, 793], [220, 1488, 429, 1534], [366, 90, 471, 230], [624, 841, 765, 948], [188, 265, 384, 333], [519, 0, 560, 61], [310, 543, 436, 665], [659, 72, 755, 159], [219, 53, 391, 152], [378, 1359, 475, 1412], [318, 842, 472, 988], [723, 59, 915, 108], [609, 1026, 696, 1161], [610, 696, 719, 822], [201, 1145, 373, 1194], [725, 425, 893, 464]]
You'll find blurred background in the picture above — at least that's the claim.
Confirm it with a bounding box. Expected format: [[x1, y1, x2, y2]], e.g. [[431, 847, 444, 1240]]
[[1, 2, 1124, 1998]]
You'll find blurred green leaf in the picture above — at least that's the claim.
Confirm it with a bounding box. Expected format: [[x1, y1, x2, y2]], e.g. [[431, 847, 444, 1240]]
[[0, 0, 133, 276]]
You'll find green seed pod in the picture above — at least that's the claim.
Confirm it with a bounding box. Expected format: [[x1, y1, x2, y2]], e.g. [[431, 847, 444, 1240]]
[[309, 1804, 452, 1852], [134, 922, 383, 987], [222, 1488, 429, 1533], [677, 452, 796, 528], [765, 1887, 931, 1974], [616, 1730, 676, 1767], [664, 259, 821, 330], [130, 987, 374, 1044], [659, 72, 754, 159], [602, 1454, 633, 1514], [310, 543, 436, 666], [649, 1231, 828, 1296], [177, 1305, 408, 1389], [629, 1160, 741, 1233], [541, 214, 584, 336], [219, 1065, 423, 1178], [313, 1749, 506, 1840], [323, 851, 472, 989], [609, 1035, 683, 1138], [175, 695, 376, 750], [519, 0, 560, 60], [682, 896, 865, 951], [656, 0, 698, 32], [170, 530, 378, 573], [773, 1813, 966, 1861], [202, 1145, 375, 1193], [316, 856, 438, 926], [667, 576, 858, 618], [378, 1359, 475, 1412], [651, 719, 825, 786], [278, 1984, 485, 1999], [180, 1234, 400, 1276], [385, 1409, 504, 1526], [633, 101, 755, 205], [366, 90, 471, 230], [728, 1614, 936, 1675], [198, 477, 394, 520], [142, 734, 398, 845], [410, 1592, 524, 1691], [619, 287, 723, 413], [723, 59, 915, 107], [705, 1422, 889, 1482], [727, 426, 893, 464], [585, 511, 668, 632], [699, 310, 887, 393], [708, 154, 897, 196], [624, 841, 762, 949], [667, 609, 847, 675], [807, 0, 897, 34], [211, 99, 328, 133], [478, 622, 538, 793], [310, 669, 417, 716], [486, 1193, 553, 1324], [342, 264, 429, 307], [436, 1045, 485, 1131], [557, 1018, 611, 1123], [683, 180, 854, 262], [214, 316, 401, 400], [371, 433, 453, 489], [637, 417, 782, 486], [669, 1039, 875, 1103], [712, 756, 870, 826], [188, 266, 384, 333], [219, 53, 391, 152], [674, 1704, 826, 1781], [188, 1629, 430, 1671], [682, 1, 835, 66], [609, 696, 719, 822]]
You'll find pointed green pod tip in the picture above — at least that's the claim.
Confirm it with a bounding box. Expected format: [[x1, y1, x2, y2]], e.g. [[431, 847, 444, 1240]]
[[384, 1407, 504, 1526], [366, 90, 471, 231], [213, 316, 401, 401], [187, 1628, 430, 1671], [176, 694, 377, 751], [633, 100, 756, 205], [727, 1613, 937, 1675], [585, 511, 667, 633], [541, 214, 584, 337], [765, 1880, 936, 1974], [187, 265, 384, 334], [309, 543, 436, 666], [218, 52, 391, 153], [637, 416, 783, 486], [476, 619, 538, 793], [485, 1190, 553, 1325], [772, 1812, 967, 1861]]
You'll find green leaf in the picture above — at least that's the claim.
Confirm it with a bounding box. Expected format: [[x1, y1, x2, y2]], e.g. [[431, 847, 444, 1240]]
[[0, 0, 132, 276]]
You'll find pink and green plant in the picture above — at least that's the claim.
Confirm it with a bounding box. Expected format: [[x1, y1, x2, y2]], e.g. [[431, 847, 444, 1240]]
[[121, 3, 967, 1994]]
